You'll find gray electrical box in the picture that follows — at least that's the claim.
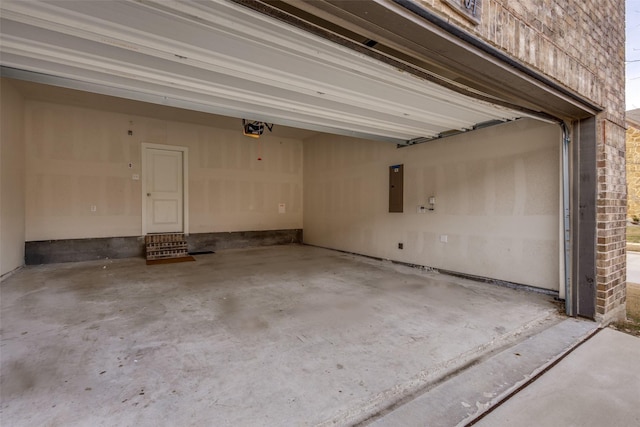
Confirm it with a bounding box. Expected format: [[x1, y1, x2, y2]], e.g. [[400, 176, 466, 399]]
[[389, 164, 403, 212]]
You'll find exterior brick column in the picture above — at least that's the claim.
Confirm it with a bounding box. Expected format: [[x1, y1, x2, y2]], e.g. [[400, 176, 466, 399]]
[[596, 115, 627, 321]]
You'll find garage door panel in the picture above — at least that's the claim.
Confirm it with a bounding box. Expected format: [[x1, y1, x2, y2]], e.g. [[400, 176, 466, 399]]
[[1, 0, 537, 144], [1, 17, 501, 135]]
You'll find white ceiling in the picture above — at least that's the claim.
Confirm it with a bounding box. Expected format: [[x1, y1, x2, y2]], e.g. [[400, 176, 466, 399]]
[[0, 0, 538, 144]]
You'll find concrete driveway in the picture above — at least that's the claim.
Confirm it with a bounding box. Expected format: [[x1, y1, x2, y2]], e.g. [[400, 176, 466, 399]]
[[626, 252, 640, 319], [627, 251, 640, 284], [474, 327, 640, 427]]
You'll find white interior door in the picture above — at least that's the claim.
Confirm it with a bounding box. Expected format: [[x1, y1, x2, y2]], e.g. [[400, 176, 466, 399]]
[[145, 147, 184, 234]]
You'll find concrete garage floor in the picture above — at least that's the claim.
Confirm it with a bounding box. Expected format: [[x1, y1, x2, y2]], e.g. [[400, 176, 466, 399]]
[[1, 245, 564, 426]]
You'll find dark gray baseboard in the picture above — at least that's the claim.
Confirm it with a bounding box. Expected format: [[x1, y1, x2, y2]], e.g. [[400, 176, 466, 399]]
[[25, 229, 303, 264], [187, 229, 302, 253], [25, 236, 145, 265]]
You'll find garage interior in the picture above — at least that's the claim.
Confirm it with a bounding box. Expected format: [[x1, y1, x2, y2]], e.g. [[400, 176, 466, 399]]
[[1, 0, 602, 425]]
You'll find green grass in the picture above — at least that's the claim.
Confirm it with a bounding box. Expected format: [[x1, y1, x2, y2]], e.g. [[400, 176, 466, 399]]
[[627, 225, 640, 244]]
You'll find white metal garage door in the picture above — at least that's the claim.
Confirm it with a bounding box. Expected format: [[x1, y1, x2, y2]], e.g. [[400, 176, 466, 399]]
[[0, 0, 542, 145]]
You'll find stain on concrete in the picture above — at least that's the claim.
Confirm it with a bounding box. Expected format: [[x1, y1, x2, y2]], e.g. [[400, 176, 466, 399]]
[[1, 361, 36, 396]]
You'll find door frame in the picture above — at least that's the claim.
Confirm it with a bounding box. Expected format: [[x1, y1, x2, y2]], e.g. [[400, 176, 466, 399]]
[[141, 142, 189, 236]]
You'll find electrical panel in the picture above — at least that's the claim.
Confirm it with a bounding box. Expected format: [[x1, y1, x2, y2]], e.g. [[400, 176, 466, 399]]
[[389, 164, 404, 213]]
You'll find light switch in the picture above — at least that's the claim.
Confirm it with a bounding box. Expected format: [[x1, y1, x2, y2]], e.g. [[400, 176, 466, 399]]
[[440, 235, 448, 243], [278, 203, 286, 214]]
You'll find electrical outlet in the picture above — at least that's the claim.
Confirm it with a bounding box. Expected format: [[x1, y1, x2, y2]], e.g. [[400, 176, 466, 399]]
[[417, 206, 426, 213], [398, 243, 403, 249], [90, 205, 97, 212], [440, 235, 448, 243]]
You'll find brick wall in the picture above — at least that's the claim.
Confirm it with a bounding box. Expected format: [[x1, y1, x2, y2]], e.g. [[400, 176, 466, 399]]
[[419, 1, 625, 117], [627, 123, 640, 218], [597, 119, 627, 318], [418, 0, 626, 320]]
